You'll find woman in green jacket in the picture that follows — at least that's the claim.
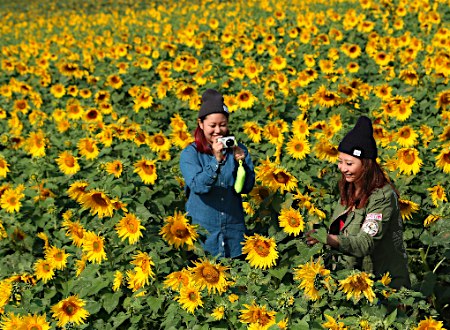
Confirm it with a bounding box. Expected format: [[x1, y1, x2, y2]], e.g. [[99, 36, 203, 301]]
[[306, 116, 411, 289]]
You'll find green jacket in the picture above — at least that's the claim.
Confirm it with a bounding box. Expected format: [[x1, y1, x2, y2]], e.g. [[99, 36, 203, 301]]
[[331, 184, 411, 289]]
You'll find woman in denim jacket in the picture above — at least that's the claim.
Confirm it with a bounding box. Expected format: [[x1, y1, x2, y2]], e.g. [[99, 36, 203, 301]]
[[180, 89, 255, 258]]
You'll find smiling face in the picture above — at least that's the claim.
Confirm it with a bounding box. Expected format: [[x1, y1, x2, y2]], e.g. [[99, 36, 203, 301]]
[[337, 152, 365, 184], [198, 113, 229, 144]]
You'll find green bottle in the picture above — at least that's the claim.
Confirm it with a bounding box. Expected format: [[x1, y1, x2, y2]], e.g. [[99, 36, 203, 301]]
[[234, 159, 245, 193]]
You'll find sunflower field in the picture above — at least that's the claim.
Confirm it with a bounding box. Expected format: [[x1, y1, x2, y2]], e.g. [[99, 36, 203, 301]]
[[0, 0, 449, 328]]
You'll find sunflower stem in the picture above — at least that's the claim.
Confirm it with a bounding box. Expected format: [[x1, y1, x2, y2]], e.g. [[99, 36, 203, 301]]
[[419, 247, 430, 272], [433, 257, 446, 273]]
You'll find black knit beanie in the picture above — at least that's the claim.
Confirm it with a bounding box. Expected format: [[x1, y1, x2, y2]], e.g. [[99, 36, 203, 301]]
[[198, 89, 229, 119], [338, 116, 378, 159]]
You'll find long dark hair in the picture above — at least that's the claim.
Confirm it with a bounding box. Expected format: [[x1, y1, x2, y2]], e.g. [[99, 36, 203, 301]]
[[194, 125, 211, 154], [338, 158, 399, 208]]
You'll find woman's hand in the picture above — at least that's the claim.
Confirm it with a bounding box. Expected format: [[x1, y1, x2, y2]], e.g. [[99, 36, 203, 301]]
[[233, 145, 245, 161], [212, 136, 225, 162], [305, 229, 319, 246]]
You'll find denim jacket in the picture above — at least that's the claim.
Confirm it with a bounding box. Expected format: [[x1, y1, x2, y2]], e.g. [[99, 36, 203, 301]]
[[179, 142, 255, 258]]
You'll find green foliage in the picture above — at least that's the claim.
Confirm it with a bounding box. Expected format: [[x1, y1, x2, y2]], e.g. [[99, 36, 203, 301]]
[[0, 0, 449, 329]]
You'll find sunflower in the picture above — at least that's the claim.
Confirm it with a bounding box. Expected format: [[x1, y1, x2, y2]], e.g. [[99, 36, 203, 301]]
[[379, 272, 392, 287], [413, 316, 446, 330], [0, 312, 22, 329], [424, 214, 441, 227], [286, 136, 310, 160], [396, 125, 418, 147], [112, 271, 123, 292], [435, 89, 450, 111], [293, 258, 331, 301], [170, 113, 188, 131], [211, 306, 225, 321], [83, 108, 102, 123], [269, 55, 287, 71], [241, 234, 278, 270], [20, 313, 51, 330], [0, 157, 10, 178], [243, 121, 263, 143], [438, 126, 450, 143], [256, 160, 298, 193], [374, 84, 392, 100], [106, 74, 123, 89], [0, 186, 25, 213], [75, 256, 87, 277], [278, 207, 305, 236], [313, 85, 340, 108], [45, 246, 69, 270], [189, 258, 231, 295], [81, 231, 107, 264], [77, 137, 99, 160], [339, 272, 376, 303], [399, 199, 420, 221], [66, 103, 84, 120], [322, 314, 347, 330], [51, 295, 90, 327], [239, 301, 276, 329], [50, 83, 66, 98], [164, 269, 191, 291], [341, 43, 361, 59], [56, 151, 80, 175], [96, 127, 114, 147], [0, 221, 7, 240], [427, 185, 448, 206], [314, 138, 339, 163], [174, 285, 203, 314], [115, 213, 145, 244], [160, 211, 198, 250], [292, 115, 310, 138], [130, 251, 155, 282], [0, 280, 12, 312], [148, 131, 171, 152], [134, 158, 158, 185], [61, 219, 85, 247], [236, 89, 257, 109], [170, 129, 193, 149], [79, 190, 114, 218], [373, 51, 392, 66], [133, 88, 153, 112], [26, 130, 46, 157], [94, 90, 110, 104], [266, 166, 297, 193], [249, 184, 273, 205], [105, 160, 123, 178], [396, 148, 422, 175], [34, 259, 55, 283], [262, 121, 285, 145], [435, 147, 450, 173], [245, 59, 262, 79], [318, 59, 335, 74], [395, 101, 414, 122], [399, 68, 419, 85], [67, 181, 89, 203]]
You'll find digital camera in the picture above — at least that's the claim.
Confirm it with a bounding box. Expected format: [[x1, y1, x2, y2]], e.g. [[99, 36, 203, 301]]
[[218, 136, 236, 148]]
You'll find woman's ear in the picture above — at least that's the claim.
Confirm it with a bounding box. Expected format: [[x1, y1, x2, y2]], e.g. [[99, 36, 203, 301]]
[[197, 118, 203, 130]]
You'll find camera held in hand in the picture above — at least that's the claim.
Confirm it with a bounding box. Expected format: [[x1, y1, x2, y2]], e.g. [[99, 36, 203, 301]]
[[218, 136, 236, 148]]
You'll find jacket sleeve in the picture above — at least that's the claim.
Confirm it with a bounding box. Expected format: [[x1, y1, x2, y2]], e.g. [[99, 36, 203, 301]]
[[239, 144, 256, 194], [338, 188, 395, 258], [179, 145, 221, 195]]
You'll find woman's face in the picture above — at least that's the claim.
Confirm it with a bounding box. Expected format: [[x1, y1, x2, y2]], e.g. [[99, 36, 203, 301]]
[[337, 152, 364, 184], [199, 113, 229, 144]]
